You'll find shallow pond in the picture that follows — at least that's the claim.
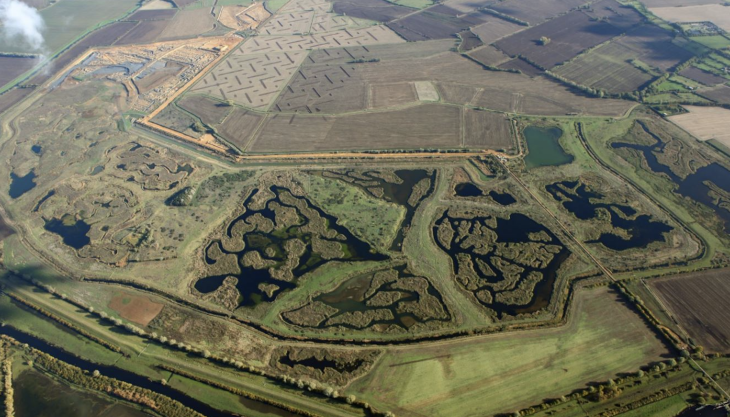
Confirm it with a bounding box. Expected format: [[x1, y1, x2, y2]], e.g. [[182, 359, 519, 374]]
[[373, 169, 434, 251], [319, 169, 435, 251], [546, 180, 672, 251], [455, 183, 516, 205], [279, 352, 364, 373], [9, 170, 37, 199], [301, 264, 449, 330], [488, 190, 516, 205], [523, 126, 573, 169]]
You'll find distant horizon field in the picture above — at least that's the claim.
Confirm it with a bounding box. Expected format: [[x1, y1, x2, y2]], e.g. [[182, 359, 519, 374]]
[[0, 0, 139, 55]]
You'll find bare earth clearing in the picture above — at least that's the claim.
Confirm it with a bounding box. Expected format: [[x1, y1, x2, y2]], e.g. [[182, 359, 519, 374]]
[[669, 106, 730, 146]]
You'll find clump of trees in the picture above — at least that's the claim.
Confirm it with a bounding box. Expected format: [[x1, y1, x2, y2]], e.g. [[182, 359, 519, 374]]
[[348, 58, 380, 64], [166, 187, 195, 207], [538, 36, 551, 45]]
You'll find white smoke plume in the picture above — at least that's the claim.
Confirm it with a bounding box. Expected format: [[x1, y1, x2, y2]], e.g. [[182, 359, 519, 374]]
[[0, 0, 46, 54]]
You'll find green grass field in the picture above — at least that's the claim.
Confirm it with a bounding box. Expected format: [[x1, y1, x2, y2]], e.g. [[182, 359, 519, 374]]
[[301, 174, 405, 252], [0, 0, 140, 54], [346, 287, 669, 416], [264, 0, 289, 12], [618, 394, 689, 417], [689, 35, 730, 50], [656, 80, 688, 92]]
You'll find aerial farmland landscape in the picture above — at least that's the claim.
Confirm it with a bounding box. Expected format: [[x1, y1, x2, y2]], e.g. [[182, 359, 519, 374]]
[[1, 0, 730, 415]]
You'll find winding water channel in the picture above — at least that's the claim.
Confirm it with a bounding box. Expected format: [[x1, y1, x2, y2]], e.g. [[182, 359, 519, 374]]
[[612, 130, 730, 231]]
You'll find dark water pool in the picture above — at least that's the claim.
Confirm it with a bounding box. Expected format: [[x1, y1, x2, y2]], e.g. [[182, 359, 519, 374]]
[[279, 352, 364, 373], [44, 215, 91, 249], [9, 170, 37, 199], [488, 190, 516, 205], [546, 180, 672, 251], [454, 183, 482, 197], [379, 169, 435, 251], [434, 212, 571, 317]]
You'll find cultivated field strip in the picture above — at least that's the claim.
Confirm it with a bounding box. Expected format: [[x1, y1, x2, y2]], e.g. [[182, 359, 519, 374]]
[[191, 50, 308, 109], [669, 106, 730, 147], [192, 24, 404, 110], [241, 26, 405, 54], [650, 268, 730, 354], [274, 63, 368, 113], [554, 42, 654, 93]]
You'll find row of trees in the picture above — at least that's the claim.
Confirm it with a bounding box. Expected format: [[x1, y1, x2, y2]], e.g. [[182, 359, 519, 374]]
[[613, 282, 687, 351], [507, 356, 689, 416], [479, 8, 529, 26], [2, 359, 12, 417]]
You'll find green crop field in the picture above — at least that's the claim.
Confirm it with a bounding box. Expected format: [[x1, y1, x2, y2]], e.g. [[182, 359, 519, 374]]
[[619, 395, 690, 417], [346, 287, 669, 417], [690, 35, 730, 49]]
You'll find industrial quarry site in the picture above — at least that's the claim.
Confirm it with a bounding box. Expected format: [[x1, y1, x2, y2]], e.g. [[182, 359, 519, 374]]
[[1, 0, 730, 415]]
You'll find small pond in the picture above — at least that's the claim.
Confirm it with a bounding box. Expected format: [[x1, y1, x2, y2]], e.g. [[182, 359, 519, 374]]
[[44, 214, 91, 249], [523, 126, 573, 169], [455, 183, 516, 205], [454, 183, 481, 197], [9, 170, 37, 199]]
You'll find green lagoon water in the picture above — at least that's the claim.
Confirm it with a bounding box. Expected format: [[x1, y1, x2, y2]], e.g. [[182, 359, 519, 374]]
[[523, 126, 573, 169]]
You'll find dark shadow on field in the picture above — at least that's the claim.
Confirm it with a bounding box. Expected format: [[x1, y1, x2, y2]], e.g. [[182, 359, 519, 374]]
[[624, 39, 695, 69], [607, 287, 675, 359]]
